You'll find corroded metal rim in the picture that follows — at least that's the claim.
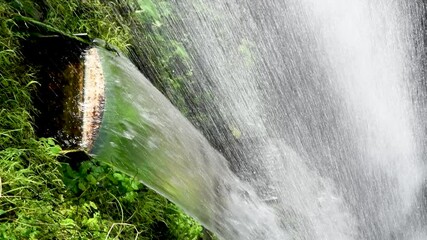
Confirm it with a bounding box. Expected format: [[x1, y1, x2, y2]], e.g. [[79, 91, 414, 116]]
[[81, 48, 105, 151]]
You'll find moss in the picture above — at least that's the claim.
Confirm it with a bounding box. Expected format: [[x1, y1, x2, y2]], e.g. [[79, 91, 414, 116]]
[[0, 0, 204, 239]]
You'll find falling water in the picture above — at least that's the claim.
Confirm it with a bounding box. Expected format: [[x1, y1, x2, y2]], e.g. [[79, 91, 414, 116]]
[[91, 48, 288, 239], [148, 0, 427, 239]]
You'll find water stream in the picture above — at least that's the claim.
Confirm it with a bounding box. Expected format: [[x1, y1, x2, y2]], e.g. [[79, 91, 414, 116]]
[[161, 1, 427, 239], [96, 1, 427, 239], [92, 48, 287, 239]]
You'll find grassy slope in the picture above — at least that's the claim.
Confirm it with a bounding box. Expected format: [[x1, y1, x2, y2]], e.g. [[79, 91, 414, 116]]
[[0, 0, 203, 239]]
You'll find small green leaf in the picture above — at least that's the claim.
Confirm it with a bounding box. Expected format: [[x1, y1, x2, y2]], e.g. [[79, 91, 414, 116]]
[[60, 218, 76, 226], [50, 145, 61, 155], [89, 201, 98, 210], [86, 174, 97, 185], [131, 181, 139, 190], [47, 138, 55, 146], [78, 182, 87, 191], [113, 172, 124, 181]]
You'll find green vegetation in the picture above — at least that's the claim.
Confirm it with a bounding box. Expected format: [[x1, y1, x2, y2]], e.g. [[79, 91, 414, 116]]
[[111, 0, 194, 114], [0, 0, 204, 239]]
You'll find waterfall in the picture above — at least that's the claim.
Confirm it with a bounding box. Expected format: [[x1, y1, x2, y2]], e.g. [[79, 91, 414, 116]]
[[159, 0, 427, 239], [90, 0, 427, 239], [89, 48, 288, 239]]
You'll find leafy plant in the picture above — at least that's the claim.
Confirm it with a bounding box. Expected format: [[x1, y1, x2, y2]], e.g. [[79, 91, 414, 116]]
[[0, 0, 205, 239], [61, 159, 204, 239]]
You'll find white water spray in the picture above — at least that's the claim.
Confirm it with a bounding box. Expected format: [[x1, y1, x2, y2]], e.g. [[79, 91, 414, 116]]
[[155, 0, 427, 239]]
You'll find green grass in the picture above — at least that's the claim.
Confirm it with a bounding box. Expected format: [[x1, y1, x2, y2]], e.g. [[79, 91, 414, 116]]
[[0, 0, 204, 239]]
